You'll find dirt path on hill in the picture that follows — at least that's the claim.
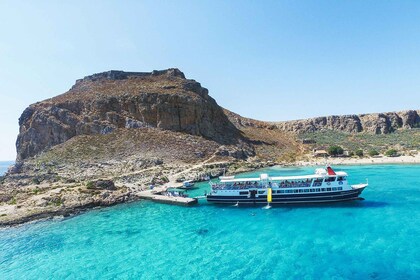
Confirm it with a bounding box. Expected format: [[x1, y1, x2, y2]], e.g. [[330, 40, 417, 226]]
[[166, 155, 228, 186]]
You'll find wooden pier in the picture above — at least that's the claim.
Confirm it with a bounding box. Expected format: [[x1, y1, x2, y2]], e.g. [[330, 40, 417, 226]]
[[136, 186, 198, 206]]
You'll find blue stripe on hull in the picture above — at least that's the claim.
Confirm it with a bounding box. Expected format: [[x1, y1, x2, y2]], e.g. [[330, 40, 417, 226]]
[[207, 188, 365, 204]]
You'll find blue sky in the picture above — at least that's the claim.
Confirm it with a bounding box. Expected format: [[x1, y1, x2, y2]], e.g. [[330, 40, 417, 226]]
[[1, 1, 420, 160]]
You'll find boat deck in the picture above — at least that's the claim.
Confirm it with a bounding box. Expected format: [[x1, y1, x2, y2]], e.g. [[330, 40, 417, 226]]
[[136, 186, 198, 206]]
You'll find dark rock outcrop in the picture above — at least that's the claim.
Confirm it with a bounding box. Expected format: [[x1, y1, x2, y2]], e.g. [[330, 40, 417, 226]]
[[276, 110, 420, 134], [93, 180, 116, 190], [16, 68, 242, 161]]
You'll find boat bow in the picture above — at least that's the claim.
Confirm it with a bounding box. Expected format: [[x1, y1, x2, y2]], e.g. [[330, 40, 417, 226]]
[[351, 183, 368, 190]]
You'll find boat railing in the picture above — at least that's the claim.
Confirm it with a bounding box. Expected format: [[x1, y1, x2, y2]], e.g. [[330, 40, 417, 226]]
[[279, 181, 313, 188], [211, 182, 304, 190], [211, 184, 268, 190], [211, 181, 314, 190]]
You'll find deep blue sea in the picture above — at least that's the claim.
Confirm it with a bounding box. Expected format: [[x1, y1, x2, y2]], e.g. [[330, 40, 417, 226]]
[[1, 165, 419, 279]]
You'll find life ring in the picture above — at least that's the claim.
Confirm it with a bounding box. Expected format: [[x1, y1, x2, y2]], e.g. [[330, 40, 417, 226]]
[[339, 181, 343, 185]]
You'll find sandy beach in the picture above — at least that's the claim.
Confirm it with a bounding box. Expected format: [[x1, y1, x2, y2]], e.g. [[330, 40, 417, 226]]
[[296, 153, 420, 166]]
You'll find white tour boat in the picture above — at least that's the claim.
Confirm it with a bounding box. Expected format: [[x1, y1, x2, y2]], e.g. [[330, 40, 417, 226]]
[[206, 166, 367, 204]]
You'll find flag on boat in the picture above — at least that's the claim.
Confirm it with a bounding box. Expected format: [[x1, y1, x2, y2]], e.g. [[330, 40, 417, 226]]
[[327, 166, 336, 175]]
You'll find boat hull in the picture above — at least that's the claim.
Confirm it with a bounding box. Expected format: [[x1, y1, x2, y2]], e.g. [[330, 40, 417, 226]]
[[206, 188, 366, 205]]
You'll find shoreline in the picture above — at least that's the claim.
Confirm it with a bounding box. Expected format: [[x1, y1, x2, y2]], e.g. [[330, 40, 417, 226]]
[[1, 157, 419, 228], [294, 154, 420, 166], [0, 197, 143, 229]]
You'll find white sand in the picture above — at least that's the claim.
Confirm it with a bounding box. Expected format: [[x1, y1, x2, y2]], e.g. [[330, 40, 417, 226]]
[[296, 154, 420, 166]]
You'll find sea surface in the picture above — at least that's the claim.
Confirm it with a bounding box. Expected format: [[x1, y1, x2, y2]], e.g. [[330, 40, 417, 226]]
[[0, 165, 419, 279], [0, 161, 14, 175]]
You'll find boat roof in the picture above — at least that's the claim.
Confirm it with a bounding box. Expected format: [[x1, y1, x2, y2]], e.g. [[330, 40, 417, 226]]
[[219, 171, 348, 183]]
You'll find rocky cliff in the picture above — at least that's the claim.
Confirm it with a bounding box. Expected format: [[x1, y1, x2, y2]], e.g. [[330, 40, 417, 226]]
[[275, 110, 420, 134], [16, 69, 242, 161]]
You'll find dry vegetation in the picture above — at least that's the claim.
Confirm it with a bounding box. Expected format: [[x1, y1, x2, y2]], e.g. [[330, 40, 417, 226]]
[[36, 127, 222, 165], [50, 75, 201, 104], [298, 129, 420, 154], [240, 127, 303, 162]]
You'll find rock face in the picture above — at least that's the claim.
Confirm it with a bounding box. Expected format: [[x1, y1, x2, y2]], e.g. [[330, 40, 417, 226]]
[[276, 110, 420, 134], [15, 67, 419, 162], [16, 69, 241, 161]]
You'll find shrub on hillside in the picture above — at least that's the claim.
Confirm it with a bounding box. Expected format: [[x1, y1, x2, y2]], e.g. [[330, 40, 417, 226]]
[[385, 149, 398, 157], [355, 149, 364, 157], [328, 145, 344, 156], [368, 150, 379, 157], [86, 181, 95, 189]]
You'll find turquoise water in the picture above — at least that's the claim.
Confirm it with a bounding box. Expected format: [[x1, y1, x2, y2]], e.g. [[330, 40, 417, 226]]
[[0, 161, 13, 175], [1, 165, 419, 279]]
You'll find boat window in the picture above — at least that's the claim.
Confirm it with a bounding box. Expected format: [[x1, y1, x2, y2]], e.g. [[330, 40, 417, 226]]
[[338, 187, 343, 190], [316, 188, 320, 192], [313, 178, 323, 187], [337, 176, 346, 181], [304, 189, 309, 193], [310, 189, 315, 192], [279, 179, 312, 188], [293, 189, 299, 193], [325, 177, 336, 182], [326, 188, 331, 191], [258, 191, 265, 194], [279, 190, 285, 193], [332, 187, 337, 191], [239, 191, 248, 195], [321, 188, 326, 192]]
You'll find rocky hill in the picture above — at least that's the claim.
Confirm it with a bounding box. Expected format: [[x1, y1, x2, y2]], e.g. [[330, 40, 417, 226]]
[[275, 110, 420, 134], [16, 69, 246, 161], [15, 68, 419, 164]]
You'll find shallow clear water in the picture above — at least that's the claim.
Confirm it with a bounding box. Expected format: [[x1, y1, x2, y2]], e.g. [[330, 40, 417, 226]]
[[0, 161, 13, 176], [1, 165, 419, 279]]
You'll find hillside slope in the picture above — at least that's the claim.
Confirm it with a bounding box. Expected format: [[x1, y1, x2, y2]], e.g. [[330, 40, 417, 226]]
[[7, 68, 302, 187]]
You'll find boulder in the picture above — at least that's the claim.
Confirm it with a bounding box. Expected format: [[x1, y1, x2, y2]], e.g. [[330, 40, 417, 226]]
[[94, 180, 116, 190]]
